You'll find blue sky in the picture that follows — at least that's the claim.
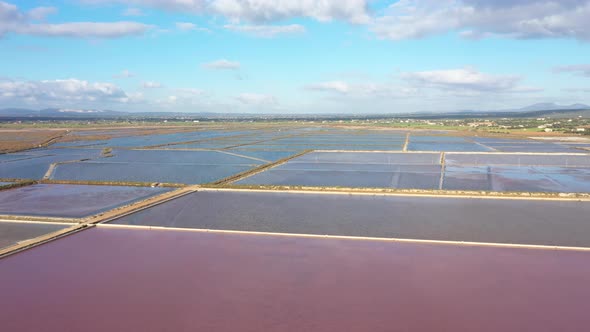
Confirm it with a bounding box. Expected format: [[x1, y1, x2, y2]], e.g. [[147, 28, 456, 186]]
[[1, 0, 589, 113]]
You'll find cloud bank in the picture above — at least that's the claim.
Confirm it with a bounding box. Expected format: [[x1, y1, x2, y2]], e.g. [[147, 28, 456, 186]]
[[0, 1, 152, 38], [372, 0, 590, 41], [74, 0, 590, 41], [81, 0, 370, 23], [0, 78, 134, 105], [202, 59, 241, 70], [224, 24, 304, 37]]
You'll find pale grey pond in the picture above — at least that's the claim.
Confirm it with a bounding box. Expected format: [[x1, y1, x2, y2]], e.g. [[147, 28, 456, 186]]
[[112, 190, 590, 247]]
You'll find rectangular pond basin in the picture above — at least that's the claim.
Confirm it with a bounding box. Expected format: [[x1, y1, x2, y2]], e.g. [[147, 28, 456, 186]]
[[443, 153, 590, 193], [483, 142, 579, 153], [112, 189, 590, 248], [0, 221, 69, 250], [52, 163, 257, 184], [0, 184, 170, 218], [242, 144, 405, 151], [50, 150, 264, 184], [1, 226, 589, 332], [445, 153, 590, 167], [408, 142, 492, 152], [236, 152, 443, 189], [0, 149, 102, 180], [238, 152, 590, 193], [0, 154, 50, 163], [443, 166, 590, 193], [225, 150, 301, 162], [99, 149, 264, 164]]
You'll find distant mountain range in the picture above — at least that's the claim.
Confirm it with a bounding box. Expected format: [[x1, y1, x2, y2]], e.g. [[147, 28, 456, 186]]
[[0, 108, 230, 119], [0, 103, 589, 120], [509, 103, 590, 112], [0, 108, 127, 117]]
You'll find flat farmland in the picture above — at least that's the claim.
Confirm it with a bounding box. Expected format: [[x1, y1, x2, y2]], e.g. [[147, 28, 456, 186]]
[[0, 184, 170, 218], [1, 227, 589, 332], [112, 190, 590, 248]]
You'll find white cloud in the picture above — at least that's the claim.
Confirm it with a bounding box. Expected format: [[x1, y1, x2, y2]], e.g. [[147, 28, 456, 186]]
[[176, 22, 195, 31], [155, 88, 228, 112], [79, 0, 370, 23], [224, 24, 304, 37], [305, 68, 541, 109], [211, 0, 370, 24], [371, 0, 590, 41], [80, 0, 207, 13], [202, 59, 241, 70], [25, 22, 151, 38], [176, 88, 206, 96], [306, 81, 352, 94], [0, 78, 134, 105], [306, 80, 417, 99], [401, 68, 537, 93], [26, 6, 57, 20], [113, 69, 135, 78], [160, 89, 204, 105], [123, 7, 144, 16], [554, 64, 590, 77], [142, 81, 162, 88], [72, 0, 590, 42], [0, 2, 152, 38], [175, 22, 210, 32], [236, 93, 278, 106], [563, 88, 590, 93]]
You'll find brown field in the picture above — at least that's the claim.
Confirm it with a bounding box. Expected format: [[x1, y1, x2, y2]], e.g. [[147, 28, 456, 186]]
[[0, 129, 67, 153], [55, 127, 202, 143]]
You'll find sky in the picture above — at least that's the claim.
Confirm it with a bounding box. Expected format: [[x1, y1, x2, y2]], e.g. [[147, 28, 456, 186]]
[[0, 0, 589, 114]]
